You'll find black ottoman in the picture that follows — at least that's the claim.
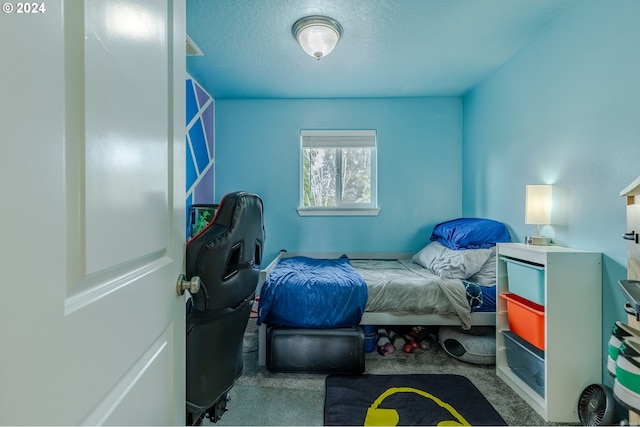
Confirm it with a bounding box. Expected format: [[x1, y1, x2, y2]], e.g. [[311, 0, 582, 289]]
[[266, 326, 365, 374]]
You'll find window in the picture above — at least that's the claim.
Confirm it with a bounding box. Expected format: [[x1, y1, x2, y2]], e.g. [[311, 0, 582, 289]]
[[298, 130, 379, 216]]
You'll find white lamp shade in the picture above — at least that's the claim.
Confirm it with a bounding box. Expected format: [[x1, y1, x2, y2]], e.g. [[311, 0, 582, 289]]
[[525, 185, 552, 225]]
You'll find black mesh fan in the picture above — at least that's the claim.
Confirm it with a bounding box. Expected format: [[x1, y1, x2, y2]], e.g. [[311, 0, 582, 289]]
[[578, 384, 617, 426]]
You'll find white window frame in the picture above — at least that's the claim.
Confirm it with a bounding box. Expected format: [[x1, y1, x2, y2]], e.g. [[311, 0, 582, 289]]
[[298, 129, 380, 217]]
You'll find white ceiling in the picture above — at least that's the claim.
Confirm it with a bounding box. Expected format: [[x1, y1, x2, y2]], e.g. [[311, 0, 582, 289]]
[[186, 0, 577, 99]]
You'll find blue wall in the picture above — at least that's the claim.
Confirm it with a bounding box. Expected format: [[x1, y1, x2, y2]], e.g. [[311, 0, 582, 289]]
[[462, 0, 640, 382], [215, 97, 462, 262], [210, 0, 640, 383], [186, 76, 215, 236]]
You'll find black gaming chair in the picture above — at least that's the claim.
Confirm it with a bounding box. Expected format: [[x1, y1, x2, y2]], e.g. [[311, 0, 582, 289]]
[[185, 191, 265, 424]]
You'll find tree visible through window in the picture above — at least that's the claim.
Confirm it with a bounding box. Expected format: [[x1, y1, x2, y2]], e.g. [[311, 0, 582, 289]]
[[300, 130, 377, 214]]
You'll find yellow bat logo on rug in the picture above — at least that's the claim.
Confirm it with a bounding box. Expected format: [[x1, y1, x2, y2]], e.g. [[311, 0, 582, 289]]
[[364, 387, 471, 426]]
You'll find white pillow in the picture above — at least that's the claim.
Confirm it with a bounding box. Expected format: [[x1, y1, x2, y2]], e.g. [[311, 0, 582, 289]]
[[468, 247, 497, 286], [412, 241, 493, 280]]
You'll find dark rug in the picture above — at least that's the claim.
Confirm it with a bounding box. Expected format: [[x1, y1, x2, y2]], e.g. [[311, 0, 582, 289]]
[[324, 374, 506, 426]]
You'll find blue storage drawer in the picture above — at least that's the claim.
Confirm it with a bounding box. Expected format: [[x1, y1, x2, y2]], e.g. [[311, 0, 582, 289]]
[[501, 256, 545, 305], [503, 331, 545, 397]]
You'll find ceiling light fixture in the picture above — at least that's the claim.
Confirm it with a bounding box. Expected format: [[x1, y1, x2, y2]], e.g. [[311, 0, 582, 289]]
[[292, 15, 342, 60]]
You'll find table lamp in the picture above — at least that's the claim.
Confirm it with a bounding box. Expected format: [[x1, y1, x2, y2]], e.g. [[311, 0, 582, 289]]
[[525, 184, 552, 245]]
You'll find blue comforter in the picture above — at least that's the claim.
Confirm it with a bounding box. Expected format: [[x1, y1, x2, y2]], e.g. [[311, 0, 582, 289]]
[[257, 255, 368, 328]]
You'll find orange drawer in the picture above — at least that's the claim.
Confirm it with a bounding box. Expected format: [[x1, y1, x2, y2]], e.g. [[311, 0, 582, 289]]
[[500, 293, 545, 351]]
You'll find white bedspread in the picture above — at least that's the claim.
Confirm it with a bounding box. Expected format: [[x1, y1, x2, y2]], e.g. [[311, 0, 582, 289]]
[[350, 259, 472, 329]]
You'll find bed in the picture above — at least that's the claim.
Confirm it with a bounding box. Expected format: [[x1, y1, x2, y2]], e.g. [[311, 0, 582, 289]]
[[255, 218, 510, 366]]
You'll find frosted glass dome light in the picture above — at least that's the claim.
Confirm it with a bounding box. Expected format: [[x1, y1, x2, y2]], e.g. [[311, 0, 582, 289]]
[[292, 16, 342, 60]]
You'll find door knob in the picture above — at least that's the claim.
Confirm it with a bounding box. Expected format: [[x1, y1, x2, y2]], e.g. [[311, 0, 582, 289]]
[[177, 274, 201, 296], [623, 231, 639, 244]]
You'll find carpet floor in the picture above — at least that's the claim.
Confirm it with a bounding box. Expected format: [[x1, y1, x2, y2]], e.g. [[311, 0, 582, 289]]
[[208, 320, 564, 426]]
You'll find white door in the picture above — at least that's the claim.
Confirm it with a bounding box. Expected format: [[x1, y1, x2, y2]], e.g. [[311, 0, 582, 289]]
[[0, 1, 186, 424]]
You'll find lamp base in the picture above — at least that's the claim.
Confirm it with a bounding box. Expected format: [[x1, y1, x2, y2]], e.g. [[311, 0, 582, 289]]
[[526, 236, 551, 246]]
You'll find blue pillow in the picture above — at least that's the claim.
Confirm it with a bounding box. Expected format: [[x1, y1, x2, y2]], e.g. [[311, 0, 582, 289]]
[[430, 218, 510, 250]]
